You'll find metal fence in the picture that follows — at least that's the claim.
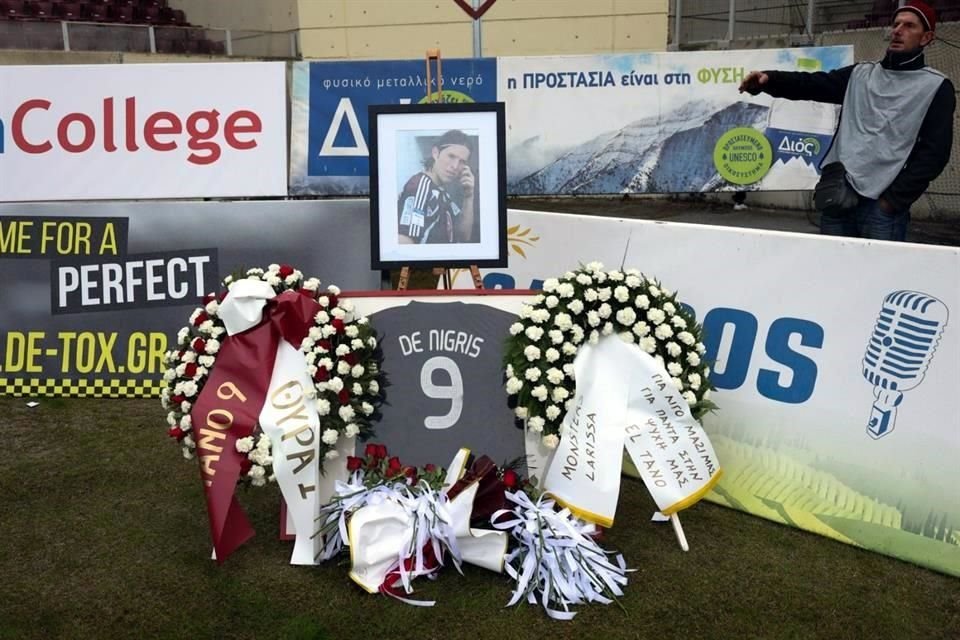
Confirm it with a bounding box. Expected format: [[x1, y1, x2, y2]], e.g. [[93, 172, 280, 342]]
[[0, 19, 298, 58]]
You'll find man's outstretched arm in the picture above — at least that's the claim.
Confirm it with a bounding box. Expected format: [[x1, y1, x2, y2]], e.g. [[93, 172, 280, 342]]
[[739, 65, 854, 104]]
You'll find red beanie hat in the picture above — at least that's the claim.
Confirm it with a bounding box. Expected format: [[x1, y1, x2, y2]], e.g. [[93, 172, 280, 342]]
[[896, 0, 937, 32]]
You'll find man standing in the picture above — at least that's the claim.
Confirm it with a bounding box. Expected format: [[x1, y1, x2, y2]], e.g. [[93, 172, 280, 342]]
[[398, 129, 476, 245], [739, 0, 955, 241]]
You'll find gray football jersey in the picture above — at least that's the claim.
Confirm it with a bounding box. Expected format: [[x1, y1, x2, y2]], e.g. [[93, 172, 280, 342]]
[[370, 301, 526, 473]]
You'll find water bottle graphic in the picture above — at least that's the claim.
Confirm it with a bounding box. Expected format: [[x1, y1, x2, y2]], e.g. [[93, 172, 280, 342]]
[[862, 291, 948, 439]]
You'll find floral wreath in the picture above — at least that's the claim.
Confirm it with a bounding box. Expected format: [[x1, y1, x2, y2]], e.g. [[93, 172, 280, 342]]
[[162, 264, 382, 486], [504, 262, 716, 449]]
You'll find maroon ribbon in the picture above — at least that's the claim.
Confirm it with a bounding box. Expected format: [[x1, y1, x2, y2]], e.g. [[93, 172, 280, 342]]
[[190, 290, 320, 563]]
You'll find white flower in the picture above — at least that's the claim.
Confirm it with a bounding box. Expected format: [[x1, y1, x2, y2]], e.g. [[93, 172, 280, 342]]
[[519, 304, 533, 319], [542, 434, 560, 449], [345, 326, 359, 339], [182, 381, 199, 397], [180, 415, 192, 429], [632, 321, 650, 337], [545, 295, 559, 309], [532, 294, 545, 305], [614, 286, 630, 303], [571, 326, 585, 343], [598, 303, 612, 319], [562, 363, 575, 378], [345, 423, 360, 437], [609, 270, 624, 282], [639, 336, 657, 353], [182, 448, 195, 460], [666, 342, 681, 357], [236, 437, 255, 453], [626, 275, 642, 288], [325, 449, 340, 460], [678, 331, 695, 346], [525, 326, 544, 341], [163, 369, 177, 382], [655, 324, 674, 340], [545, 347, 560, 363], [351, 364, 364, 378], [266, 275, 281, 288], [667, 362, 682, 376], [528, 416, 545, 432], [328, 377, 344, 392], [335, 344, 350, 357], [167, 411, 178, 426], [509, 322, 524, 336], [584, 289, 598, 302], [696, 342, 707, 355], [566, 299, 584, 314], [545, 405, 561, 420], [251, 476, 267, 487], [688, 372, 702, 389], [320, 325, 337, 338], [597, 287, 612, 302], [318, 357, 334, 370], [671, 376, 684, 390], [576, 273, 592, 285], [327, 285, 341, 295], [634, 294, 650, 309], [339, 405, 355, 421], [181, 350, 197, 364], [616, 308, 637, 326], [588, 331, 599, 345], [663, 302, 676, 315], [531, 309, 551, 324], [204, 339, 221, 355], [316, 398, 331, 416], [177, 327, 190, 345], [361, 402, 374, 416], [602, 322, 614, 336], [524, 346, 541, 362], [542, 278, 559, 293], [586, 310, 601, 327], [506, 364, 514, 378], [182, 435, 194, 448], [562, 342, 577, 356], [686, 352, 701, 366], [321, 429, 339, 446], [369, 380, 380, 394], [647, 309, 666, 325], [554, 313, 573, 331], [515, 406, 529, 419], [331, 308, 346, 320], [285, 272, 300, 286], [181, 401, 192, 413], [672, 316, 688, 329], [198, 355, 215, 368], [619, 332, 635, 344], [557, 283, 575, 298], [337, 361, 351, 375], [532, 385, 549, 401], [548, 330, 564, 345], [649, 285, 661, 298], [525, 367, 542, 382], [506, 377, 523, 394], [546, 368, 564, 385], [249, 465, 266, 479], [250, 449, 271, 466], [703, 389, 712, 400], [551, 387, 569, 402], [683, 391, 697, 407], [303, 278, 320, 291]]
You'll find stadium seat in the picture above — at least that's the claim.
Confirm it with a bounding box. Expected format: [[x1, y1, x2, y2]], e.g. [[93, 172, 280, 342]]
[[55, 1, 83, 19], [2, 0, 30, 19], [137, 5, 159, 23], [111, 4, 133, 22], [32, 1, 56, 19]]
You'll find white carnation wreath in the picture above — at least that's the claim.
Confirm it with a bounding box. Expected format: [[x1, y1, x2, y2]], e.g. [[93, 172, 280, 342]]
[[161, 264, 382, 486], [503, 262, 716, 449]]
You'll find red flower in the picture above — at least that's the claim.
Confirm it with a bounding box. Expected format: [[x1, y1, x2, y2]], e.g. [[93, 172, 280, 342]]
[[184, 362, 198, 378], [168, 426, 184, 440], [171, 394, 186, 406], [338, 388, 350, 404], [313, 367, 329, 382], [193, 311, 209, 327], [376, 444, 388, 459], [318, 340, 332, 352], [387, 457, 402, 474], [278, 264, 295, 278], [424, 464, 437, 473], [192, 338, 205, 353], [202, 293, 216, 305], [332, 318, 345, 334], [404, 467, 418, 484], [344, 353, 359, 366], [240, 458, 253, 476], [365, 443, 381, 459], [328, 294, 339, 309], [346, 456, 363, 471], [502, 469, 519, 490]]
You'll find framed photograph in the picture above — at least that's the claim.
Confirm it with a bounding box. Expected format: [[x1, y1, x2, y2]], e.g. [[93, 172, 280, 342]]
[[368, 102, 507, 270]]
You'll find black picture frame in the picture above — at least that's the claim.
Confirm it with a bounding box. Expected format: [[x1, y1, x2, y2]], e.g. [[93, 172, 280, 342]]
[[368, 102, 508, 270]]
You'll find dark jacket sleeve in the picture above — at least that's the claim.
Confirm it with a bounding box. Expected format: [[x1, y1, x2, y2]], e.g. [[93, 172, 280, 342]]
[[881, 78, 956, 211], [761, 65, 855, 104]]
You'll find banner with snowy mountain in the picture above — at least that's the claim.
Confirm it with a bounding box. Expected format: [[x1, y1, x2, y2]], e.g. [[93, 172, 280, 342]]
[[499, 46, 853, 195]]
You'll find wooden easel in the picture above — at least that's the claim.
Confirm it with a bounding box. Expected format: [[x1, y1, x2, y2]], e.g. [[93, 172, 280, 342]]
[[397, 49, 483, 292]]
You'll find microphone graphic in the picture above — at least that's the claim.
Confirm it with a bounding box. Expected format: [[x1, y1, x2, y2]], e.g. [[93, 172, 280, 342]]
[[862, 291, 948, 439]]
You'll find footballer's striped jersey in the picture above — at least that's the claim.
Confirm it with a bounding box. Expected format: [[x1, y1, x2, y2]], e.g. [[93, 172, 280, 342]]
[[397, 173, 461, 244]]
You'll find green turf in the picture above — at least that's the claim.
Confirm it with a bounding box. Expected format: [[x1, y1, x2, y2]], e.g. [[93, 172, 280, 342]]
[[0, 397, 958, 640]]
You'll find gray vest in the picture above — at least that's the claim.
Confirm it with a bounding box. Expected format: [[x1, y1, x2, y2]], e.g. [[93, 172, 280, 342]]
[[823, 60, 945, 199]]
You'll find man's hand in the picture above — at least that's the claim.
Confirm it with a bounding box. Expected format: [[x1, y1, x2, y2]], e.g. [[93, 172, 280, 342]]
[[739, 71, 769, 95], [877, 197, 894, 214], [460, 165, 475, 198]]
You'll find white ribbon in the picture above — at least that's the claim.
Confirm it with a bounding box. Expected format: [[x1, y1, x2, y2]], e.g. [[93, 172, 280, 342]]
[[217, 279, 276, 335], [544, 335, 722, 525], [491, 490, 629, 620]]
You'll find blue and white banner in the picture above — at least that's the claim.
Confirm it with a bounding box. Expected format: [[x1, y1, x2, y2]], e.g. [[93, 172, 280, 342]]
[[499, 47, 852, 194], [290, 59, 497, 196]]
